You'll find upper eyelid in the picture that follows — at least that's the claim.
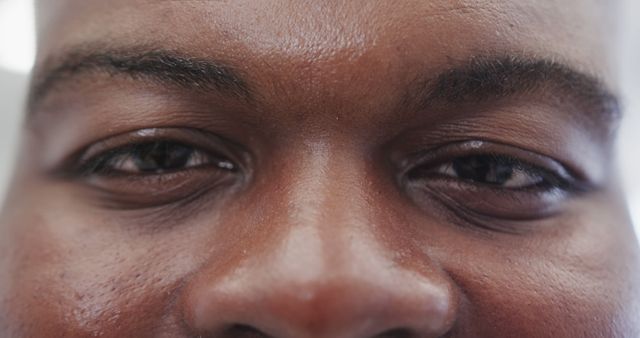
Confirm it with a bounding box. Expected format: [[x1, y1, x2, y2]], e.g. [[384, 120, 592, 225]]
[[414, 156, 592, 198], [72, 128, 237, 159], [422, 155, 550, 177], [399, 141, 569, 173], [104, 145, 217, 172], [398, 142, 582, 191], [75, 141, 217, 176], [61, 128, 247, 172]]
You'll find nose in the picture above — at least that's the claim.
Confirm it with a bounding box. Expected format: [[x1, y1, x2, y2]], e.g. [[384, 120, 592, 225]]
[[182, 223, 457, 338], [181, 144, 457, 338]]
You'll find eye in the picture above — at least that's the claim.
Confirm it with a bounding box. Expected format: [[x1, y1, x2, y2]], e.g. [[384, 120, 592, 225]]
[[423, 155, 549, 189], [401, 141, 584, 224], [90, 141, 236, 175], [64, 128, 247, 209]]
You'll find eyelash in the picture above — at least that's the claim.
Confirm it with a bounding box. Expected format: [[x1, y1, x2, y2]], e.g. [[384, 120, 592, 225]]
[[77, 140, 238, 177], [61, 133, 248, 209], [76, 141, 234, 177], [399, 139, 589, 195], [389, 139, 595, 224], [409, 154, 570, 191]]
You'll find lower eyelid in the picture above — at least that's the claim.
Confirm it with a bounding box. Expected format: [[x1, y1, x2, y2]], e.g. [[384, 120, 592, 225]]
[[406, 178, 571, 222], [82, 166, 241, 209]]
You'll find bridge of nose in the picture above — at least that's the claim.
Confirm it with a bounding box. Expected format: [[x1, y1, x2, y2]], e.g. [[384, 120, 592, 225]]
[[181, 140, 457, 337]]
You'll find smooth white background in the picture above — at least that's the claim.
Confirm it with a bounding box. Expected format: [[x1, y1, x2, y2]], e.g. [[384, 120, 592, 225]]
[[0, 0, 638, 239]]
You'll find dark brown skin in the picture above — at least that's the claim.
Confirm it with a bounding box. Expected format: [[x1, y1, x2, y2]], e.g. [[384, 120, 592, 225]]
[[1, 0, 639, 337]]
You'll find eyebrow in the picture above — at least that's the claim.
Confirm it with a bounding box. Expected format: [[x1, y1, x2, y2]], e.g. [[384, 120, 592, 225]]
[[28, 45, 252, 110], [29, 46, 620, 125], [415, 55, 621, 122]]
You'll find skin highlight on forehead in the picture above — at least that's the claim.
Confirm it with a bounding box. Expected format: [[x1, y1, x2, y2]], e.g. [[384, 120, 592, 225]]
[[34, 1, 613, 70]]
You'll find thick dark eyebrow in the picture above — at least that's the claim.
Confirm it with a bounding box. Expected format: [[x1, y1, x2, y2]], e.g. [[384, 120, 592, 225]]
[[28, 46, 251, 110], [415, 55, 621, 123], [30, 47, 619, 126]]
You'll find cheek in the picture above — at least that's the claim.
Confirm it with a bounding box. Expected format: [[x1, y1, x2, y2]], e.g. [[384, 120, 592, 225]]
[[438, 201, 640, 336], [446, 257, 615, 336], [0, 208, 193, 337], [0, 172, 267, 337]]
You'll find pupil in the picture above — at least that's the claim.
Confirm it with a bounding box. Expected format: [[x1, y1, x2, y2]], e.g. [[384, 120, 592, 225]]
[[132, 142, 194, 172], [452, 155, 514, 185]]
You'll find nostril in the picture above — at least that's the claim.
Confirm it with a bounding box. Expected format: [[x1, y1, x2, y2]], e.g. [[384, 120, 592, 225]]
[[224, 324, 272, 338], [373, 328, 414, 338]]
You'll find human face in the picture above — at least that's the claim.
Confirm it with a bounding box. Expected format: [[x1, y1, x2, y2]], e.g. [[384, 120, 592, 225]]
[[1, 0, 638, 337]]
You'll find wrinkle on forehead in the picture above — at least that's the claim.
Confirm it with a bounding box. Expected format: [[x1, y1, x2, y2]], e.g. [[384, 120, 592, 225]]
[[33, 0, 617, 94]]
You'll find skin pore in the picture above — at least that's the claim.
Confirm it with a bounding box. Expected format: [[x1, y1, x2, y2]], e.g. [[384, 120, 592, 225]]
[[1, 0, 639, 337]]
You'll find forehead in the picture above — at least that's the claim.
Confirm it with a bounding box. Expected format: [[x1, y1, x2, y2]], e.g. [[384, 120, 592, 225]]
[[36, 1, 613, 76]]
